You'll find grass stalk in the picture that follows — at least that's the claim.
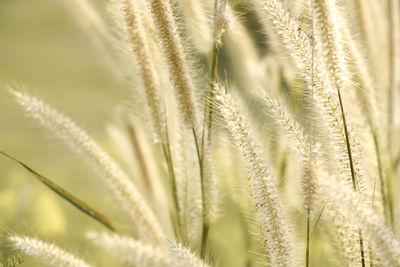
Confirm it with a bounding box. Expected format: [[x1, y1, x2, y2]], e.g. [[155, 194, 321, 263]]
[[5, 1, 400, 265], [312, 0, 366, 263], [371, 130, 389, 221], [215, 85, 295, 266], [11, 90, 165, 244], [149, 0, 200, 128], [191, 127, 208, 258], [336, 48, 366, 267], [125, 119, 153, 195], [306, 208, 311, 267], [386, 0, 395, 228], [306, 3, 314, 265], [198, 0, 226, 258], [160, 125, 182, 240]]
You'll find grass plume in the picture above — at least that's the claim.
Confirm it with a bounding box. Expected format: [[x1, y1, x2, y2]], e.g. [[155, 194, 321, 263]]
[[10, 89, 165, 245], [2, 0, 400, 266], [7, 234, 92, 267]]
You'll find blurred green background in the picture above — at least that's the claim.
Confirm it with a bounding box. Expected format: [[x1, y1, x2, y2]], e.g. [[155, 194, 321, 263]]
[[0, 0, 136, 265]]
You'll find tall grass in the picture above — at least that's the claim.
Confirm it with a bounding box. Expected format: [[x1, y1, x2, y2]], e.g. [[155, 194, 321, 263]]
[[1, 0, 400, 266]]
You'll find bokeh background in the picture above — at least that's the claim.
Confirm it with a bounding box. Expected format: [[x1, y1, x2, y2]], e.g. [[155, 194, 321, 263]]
[[0, 0, 129, 265]]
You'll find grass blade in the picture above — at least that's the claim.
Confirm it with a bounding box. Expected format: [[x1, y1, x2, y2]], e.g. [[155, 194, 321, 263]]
[[0, 150, 118, 232]]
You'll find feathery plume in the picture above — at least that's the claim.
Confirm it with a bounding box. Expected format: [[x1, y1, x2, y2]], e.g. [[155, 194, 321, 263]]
[[60, 0, 117, 63], [8, 234, 92, 267], [259, 89, 362, 263], [341, 15, 379, 128], [261, 91, 309, 157], [300, 157, 317, 211], [214, 84, 295, 267], [253, 0, 370, 197], [63, 0, 108, 39], [260, 91, 319, 211], [86, 232, 174, 267], [340, 5, 388, 221], [148, 0, 200, 129], [179, 0, 213, 54], [86, 231, 209, 267], [260, 90, 362, 264], [312, 0, 350, 92], [11, 89, 165, 245], [311, 0, 363, 189], [213, 0, 229, 45], [169, 241, 211, 267], [317, 171, 400, 266], [118, 0, 167, 143], [312, 2, 369, 264], [171, 126, 202, 243]]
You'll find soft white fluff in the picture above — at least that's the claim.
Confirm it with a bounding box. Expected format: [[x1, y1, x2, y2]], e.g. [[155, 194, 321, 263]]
[[9, 235, 92, 267], [215, 85, 295, 267], [12, 90, 165, 245]]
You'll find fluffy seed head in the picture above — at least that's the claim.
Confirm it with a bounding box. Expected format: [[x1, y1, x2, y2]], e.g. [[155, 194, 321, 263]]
[[8, 235, 92, 267]]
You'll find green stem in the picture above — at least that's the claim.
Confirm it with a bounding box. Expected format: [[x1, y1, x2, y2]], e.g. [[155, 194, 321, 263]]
[[198, 0, 225, 258], [370, 126, 390, 222], [336, 90, 357, 190], [306, 208, 311, 267], [387, 0, 395, 229], [126, 119, 153, 195], [161, 125, 182, 239], [307, 4, 314, 265], [336, 89, 366, 267], [192, 127, 209, 258], [200, 220, 210, 259]]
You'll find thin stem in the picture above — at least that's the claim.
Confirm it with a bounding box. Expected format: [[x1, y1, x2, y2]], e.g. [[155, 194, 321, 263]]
[[161, 124, 181, 239], [371, 128, 389, 221], [192, 127, 208, 258], [126, 119, 153, 195], [310, 205, 325, 236], [200, 221, 210, 259], [359, 230, 366, 267], [199, 31, 220, 260], [336, 90, 357, 190], [316, 0, 365, 259], [199, 0, 225, 258], [337, 88, 366, 267], [201, 40, 219, 162], [387, 0, 395, 228], [306, 208, 311, 267], [306, 3, 314, 266]]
